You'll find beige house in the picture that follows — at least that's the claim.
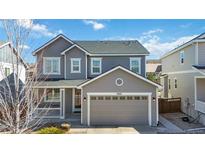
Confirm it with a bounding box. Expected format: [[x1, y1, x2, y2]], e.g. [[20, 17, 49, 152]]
[[160, 32, 205, 125]]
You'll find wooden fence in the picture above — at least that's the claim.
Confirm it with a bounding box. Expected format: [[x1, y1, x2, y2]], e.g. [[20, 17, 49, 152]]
[[159, 97, 181, 113]]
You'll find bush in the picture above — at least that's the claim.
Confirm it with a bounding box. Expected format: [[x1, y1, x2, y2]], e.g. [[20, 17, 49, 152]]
[[37, 127, 66, 134]]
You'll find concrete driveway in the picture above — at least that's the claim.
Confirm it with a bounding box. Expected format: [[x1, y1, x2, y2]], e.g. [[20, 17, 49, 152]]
[[69, 125, 159, 134]]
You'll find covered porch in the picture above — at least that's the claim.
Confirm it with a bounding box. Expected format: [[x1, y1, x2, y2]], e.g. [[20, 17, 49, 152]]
[[195, 76, 205, 113], [33, 79, 88, 119]]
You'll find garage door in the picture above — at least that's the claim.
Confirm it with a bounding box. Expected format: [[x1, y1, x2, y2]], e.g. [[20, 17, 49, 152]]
[[89, 95, 149, 125]]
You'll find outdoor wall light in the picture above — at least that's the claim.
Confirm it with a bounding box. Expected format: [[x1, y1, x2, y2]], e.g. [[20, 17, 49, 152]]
[[83, 97, 87, 102], [152, 97, 156, 102]]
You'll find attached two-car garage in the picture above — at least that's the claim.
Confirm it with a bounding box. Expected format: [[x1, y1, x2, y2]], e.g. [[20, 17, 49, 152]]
[[79, 66, 162, 126], [88, 93, 151, 126]]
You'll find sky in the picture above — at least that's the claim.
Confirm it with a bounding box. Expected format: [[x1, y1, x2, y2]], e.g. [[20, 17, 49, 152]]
[[1, 19, 205, 64]]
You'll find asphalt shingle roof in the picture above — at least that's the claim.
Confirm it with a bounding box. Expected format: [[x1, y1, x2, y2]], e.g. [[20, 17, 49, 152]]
[[74, 40, 149, 55]]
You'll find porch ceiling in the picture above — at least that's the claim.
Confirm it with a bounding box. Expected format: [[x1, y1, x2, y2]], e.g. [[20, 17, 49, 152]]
[[33, 79, 89, 88]]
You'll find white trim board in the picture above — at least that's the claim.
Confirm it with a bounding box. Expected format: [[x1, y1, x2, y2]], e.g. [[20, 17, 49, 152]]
[[163, 70, 197, 75], [78, 66, 162, 89], [61, 44, 91, 56], [192, 66, 205, 76], [33, 34, 74, 55], [86, 92, 152, 126]]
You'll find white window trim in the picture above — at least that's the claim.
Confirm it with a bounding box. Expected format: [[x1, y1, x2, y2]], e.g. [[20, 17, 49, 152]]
[[71, 58, 81, 73], [91, 58, 102, 75], [43, 57, 61, 75], [44, 88, 60, 102], [180, 51, 184, 65], [129, 57, 141, 74]]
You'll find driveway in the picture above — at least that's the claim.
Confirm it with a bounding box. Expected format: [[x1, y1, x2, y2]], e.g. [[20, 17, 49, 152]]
[[69, 125, 159, 134]]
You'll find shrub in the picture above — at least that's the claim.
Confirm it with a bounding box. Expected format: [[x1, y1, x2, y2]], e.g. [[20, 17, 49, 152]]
[[37, 127, 66, 134]]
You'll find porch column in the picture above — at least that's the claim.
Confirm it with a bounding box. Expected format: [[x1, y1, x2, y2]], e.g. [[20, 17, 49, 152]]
[[60, 88, 65, 119]]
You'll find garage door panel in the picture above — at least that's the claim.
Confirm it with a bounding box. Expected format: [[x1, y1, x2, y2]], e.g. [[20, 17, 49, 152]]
[[90, 96, 148, 125]]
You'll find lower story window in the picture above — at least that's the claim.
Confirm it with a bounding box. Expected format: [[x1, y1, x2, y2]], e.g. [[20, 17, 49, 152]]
[[45, 88, 60, 102]]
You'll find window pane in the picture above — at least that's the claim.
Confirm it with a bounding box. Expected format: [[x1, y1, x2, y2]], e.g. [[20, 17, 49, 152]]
[[93, 67, 100, 73], [131, 60, 139, 66], [53, 89, 60, 100], [131, 66, 139, 73], [73, 60, 79, 66], [46, 89, 52, 100], [45, 59, 52, 73], [52, 59, 59, 73], [93, 60, 100, 67], [73, 66, 79, 71]]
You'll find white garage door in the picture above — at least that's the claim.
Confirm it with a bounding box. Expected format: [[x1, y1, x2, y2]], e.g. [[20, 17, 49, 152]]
[[89, 95, 149, 125]]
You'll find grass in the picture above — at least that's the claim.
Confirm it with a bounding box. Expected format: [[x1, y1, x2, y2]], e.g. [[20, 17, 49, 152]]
[[36, 126, 67, 134]]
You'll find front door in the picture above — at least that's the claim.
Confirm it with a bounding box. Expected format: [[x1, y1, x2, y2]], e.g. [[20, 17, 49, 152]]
[[72, 89, 81, 112]]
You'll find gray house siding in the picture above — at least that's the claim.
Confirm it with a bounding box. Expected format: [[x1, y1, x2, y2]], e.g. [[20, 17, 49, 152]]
[[36, 37, 73, 79], [165, 72, 202, 118], [161, 44, 196, 74], [82, 69, 157, 126], [64, 88, 73, 118], [198, 42, 205, 65], [87, 56, 146, 78], [65, 47, 86, 79]]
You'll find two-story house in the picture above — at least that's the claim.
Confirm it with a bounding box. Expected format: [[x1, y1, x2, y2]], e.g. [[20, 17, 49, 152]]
[[160, 32, 205, 125], [33, 34, 162, 126]]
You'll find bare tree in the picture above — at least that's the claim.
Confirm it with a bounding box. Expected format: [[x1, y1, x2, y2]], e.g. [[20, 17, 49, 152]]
[[0, 19, 49, 133]]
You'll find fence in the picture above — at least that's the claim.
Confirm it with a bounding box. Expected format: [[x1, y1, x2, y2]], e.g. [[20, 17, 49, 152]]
[[159, 97, 181, 113]]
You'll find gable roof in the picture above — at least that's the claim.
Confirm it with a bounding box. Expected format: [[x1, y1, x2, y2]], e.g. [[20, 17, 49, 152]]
[[32, 34, 149, 56], [73, 40, 149, 55], [0, 42, 28, 69], [32, 34, 74, 56], [78, 66, 162, 89], [161, 32, 205, 59]]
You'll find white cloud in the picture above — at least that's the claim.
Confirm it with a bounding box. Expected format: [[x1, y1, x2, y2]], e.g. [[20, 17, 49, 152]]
[[142, 29, 163, 35], [180, 23, 192, 28], [139, 33, 197, 58], [104, 29, 197, 58], [83, 20, 105, 30], [17, 19, 62, 37], [19, 44, 30, 50]]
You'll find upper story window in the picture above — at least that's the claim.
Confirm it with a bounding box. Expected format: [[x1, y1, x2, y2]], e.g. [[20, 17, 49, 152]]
[[44, 88, 60, 102], [91, 58, 102, 75], [180, 51, 184, 64], [71, 58, 81, 73], [43, 57, 60, 75], [130, 57, 141, 74]]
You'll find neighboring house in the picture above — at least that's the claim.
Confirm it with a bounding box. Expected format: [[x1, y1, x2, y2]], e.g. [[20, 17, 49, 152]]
[[33, 34, 162, 126], [146, 59, 161, 83], [160, 32, 205, 125], [146, 59, 161, 75], [0, 41, 27, 83]]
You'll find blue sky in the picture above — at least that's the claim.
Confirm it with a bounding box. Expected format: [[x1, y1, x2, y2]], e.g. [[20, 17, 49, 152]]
[[1, 19, 205, 63]]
